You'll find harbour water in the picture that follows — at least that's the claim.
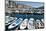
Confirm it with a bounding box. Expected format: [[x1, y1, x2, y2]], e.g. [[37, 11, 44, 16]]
[[5, 13, 44, 30]]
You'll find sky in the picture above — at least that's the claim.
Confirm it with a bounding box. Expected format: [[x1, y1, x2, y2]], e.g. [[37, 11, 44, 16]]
[[9, 0, 44, 8], [10, 0, 44, 2], [16, 1, 44, 8]]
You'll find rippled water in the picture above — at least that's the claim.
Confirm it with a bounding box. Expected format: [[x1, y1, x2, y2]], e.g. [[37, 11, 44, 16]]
[[15, 13, 44, 20]]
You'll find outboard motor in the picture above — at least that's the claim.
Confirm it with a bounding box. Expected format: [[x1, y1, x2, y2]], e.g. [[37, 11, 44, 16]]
[[28, 18, 35, 29], [8, 18, 23, 29], [20, 19, 28, 29]]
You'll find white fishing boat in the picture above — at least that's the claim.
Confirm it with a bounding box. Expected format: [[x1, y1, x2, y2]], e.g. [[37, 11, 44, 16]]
[[36, 19, 41, 28], [20, 19, 28, 29], [5, 16, 10, 25], [8, 18, 23, 29], [5, 16, 17, 25], [28, 18, 35, 29]]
